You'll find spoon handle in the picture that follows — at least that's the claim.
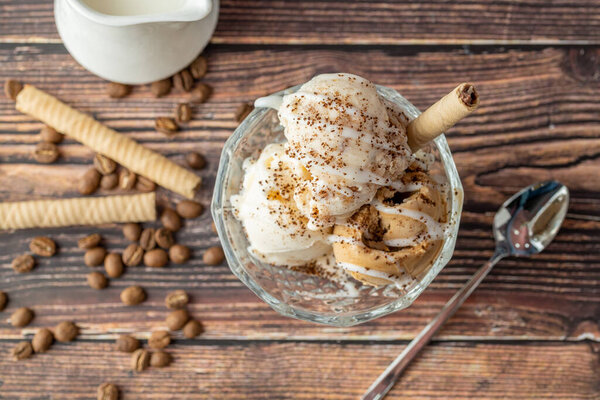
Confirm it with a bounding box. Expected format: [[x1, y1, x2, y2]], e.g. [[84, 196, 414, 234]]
[[361, 249, 507, 400]]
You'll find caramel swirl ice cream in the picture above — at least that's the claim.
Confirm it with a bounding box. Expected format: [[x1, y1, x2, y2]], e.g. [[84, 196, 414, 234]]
[[232, 73, 464, 290], [331, 170, 447, 287]]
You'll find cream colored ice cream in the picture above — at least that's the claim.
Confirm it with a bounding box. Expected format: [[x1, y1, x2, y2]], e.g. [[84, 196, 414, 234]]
[[231, 143, 332, 266], [279, 73, 412, 229], [233, 73, 453, 289]]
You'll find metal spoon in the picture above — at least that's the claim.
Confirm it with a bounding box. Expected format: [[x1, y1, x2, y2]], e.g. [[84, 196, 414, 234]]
[[362, 181, 570, 400]]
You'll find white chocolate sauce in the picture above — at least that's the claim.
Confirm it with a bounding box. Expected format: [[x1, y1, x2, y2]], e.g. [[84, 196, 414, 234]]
[[337, 262, 414, 289], [254, 95, 283, 110], [371, 200, 446, 242]]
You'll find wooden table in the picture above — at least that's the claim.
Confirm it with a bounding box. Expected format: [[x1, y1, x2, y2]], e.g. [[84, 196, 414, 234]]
[[1, 1, 599, 399]]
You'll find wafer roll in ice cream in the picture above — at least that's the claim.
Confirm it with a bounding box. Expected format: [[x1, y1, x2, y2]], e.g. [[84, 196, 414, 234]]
[[0, 192, 156, 230], [407, 83, 479, 151], [331, 172, 447, 287], [15, 85, 201, 199]]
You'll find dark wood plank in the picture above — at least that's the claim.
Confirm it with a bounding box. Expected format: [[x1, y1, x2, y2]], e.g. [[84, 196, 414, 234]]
[[0, 44, 599, 341], [1, 0, 600, 44], [0, 341, 597, 399]]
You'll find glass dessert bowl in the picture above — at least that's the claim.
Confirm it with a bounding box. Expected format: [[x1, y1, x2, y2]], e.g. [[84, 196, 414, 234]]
[[212, 80, 464, 327]]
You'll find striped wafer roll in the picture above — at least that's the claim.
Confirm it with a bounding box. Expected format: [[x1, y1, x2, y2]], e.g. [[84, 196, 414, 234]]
[[16, 85, 201, 199], [407, 83, 479, 151], [0, 193, 156, 230]]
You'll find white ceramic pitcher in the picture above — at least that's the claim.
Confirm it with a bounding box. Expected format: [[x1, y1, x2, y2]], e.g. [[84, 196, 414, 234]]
[[54, 0, 219, 84]]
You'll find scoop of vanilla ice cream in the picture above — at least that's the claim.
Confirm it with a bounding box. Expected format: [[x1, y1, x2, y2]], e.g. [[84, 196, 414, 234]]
[[279, 73, 412, 229], [231, 143, 332, 266]]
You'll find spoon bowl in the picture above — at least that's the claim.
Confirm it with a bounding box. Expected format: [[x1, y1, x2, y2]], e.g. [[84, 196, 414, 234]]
[[494, 181, 569, 257]]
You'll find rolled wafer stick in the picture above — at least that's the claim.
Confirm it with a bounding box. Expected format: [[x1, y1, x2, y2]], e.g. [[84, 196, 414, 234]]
[[407, 83, 479, 151], [0, 192, 155, 230], [15, 85, 201, 199]]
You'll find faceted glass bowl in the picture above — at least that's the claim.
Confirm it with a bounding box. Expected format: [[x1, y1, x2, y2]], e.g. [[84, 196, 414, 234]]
[[211, 85, 463, 326]]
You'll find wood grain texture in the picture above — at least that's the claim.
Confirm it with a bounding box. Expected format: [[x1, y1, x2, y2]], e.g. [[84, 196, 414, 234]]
[[1, 5, 600, 396], [0, 45, 599, 346], [1, 0, 600, 44], [0, 341, 598, 399]]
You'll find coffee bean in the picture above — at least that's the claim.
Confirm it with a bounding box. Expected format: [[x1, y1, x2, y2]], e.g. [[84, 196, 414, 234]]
[[135, 176, 156, 192], [173, 69, 193, 92], [12, 341, 33, 361], [10, 307, 34, 327], [94, 154, 117, 175], [211, 221, 217, 233], [131, 348, 150, 372], [176, 200, 203, 219], [107, 82, 131, 98], [39, 125, 64, 144], [155, 117, 179, 135], [34, 142, 59, 163], [116, 334, 140, 353], [78, 233, 102, 249], [175, 103, 192, 124], [85, 247, 107, 267], [154, 228, 174, 249], [118, 168, 136, 190], [11, 254, 35, 273], [139, 228, 156, 251], [32, 328, 54, 353], [97, 382, 119, 400], [151, 78, 172, 97], [190, 83, 211, 103], [189, 55, 208, 79], [87, 271, 108, 289], [121, 285, 146, 305], [150, 350, 172, 368], [203, 246, 225, 265], [183, 320, 203, 339], [144, 248, 168, 268], [54, 321, 78, 342], [123, 223, 142, 241], [185, 151, 206, 170], [4, 79, 23, 101], [235, 102, 254, 122], [104, 253, 124, 278], [165, 309, 189, 331], [123, 243, 143, 267], [161, 208, 182, 231], [78, 168, 101, 195], [100, 173, 119, 190], [0, 291, 7, 311], [29, 236, 56, 257], [148, 330, 170, 349], [169, 244, 190, 264], [165, 290, 189, 310]]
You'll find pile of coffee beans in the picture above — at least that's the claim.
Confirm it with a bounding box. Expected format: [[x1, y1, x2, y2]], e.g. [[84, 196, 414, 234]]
[[103, 54, 212, 138], [10, 321, 79, 361], [78, 152, 157, 196], [3, 51, 228, 399], [11, 236, 58, 273], [110, 288, 200, 374]]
